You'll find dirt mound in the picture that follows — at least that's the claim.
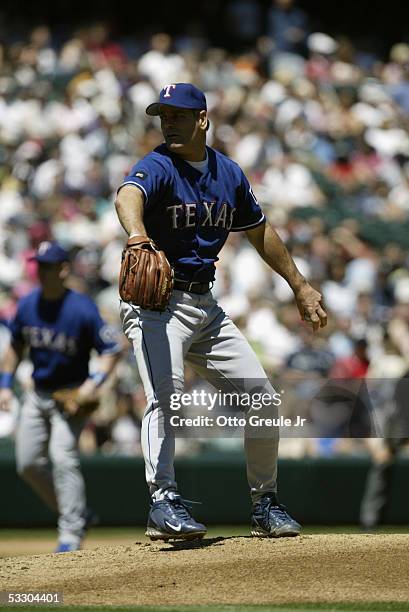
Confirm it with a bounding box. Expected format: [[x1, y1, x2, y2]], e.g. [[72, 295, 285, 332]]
[[1, 534, 408, 606]]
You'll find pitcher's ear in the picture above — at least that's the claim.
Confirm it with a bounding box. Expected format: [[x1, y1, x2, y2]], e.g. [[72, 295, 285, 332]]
[[198, 110, 208, 131]]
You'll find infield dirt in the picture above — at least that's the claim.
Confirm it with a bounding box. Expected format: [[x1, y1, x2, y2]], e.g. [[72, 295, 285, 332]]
[[1, 534, 408, 606]]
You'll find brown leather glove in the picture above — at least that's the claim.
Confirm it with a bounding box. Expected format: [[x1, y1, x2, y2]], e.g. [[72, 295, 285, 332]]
[[52, 388, 99, 418], [119, 235, 174, 311]]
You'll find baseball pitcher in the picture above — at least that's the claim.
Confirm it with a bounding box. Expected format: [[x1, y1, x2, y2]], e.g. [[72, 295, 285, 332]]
[[115, 83, 327, 541]]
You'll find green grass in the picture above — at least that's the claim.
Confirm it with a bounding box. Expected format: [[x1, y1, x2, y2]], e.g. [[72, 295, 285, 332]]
[[1, 603, 409, 611]]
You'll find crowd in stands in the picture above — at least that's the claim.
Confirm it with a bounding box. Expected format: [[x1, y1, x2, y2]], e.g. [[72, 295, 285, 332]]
[[0, 0, 408, 457]]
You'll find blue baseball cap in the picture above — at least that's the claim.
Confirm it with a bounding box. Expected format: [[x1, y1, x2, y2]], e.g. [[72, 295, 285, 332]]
[[146, 83, 207, 116], [30, 241, 70, 264]]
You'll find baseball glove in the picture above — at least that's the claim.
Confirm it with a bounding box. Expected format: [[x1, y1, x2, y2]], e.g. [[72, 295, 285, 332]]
[[119, 235, 174, 311], [52, 388, 99, 418]]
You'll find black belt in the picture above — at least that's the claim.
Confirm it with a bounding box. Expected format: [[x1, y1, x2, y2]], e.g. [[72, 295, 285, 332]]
[[174, 279, 211, 294]]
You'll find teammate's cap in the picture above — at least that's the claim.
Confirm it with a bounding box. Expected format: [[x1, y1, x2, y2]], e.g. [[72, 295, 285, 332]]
[[30, 241, 70, 264], [146, 83, 207, 116]]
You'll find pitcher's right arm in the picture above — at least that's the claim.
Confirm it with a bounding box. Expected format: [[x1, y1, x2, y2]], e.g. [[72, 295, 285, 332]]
[[115, 185, 147, 237]]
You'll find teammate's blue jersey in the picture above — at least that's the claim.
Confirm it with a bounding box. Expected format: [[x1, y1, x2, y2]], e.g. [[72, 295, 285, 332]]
[[10, 288, 120, 391], [119, 144, 265, 282]]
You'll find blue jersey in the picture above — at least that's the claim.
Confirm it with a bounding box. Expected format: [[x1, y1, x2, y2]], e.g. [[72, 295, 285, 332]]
[[119, 144, 265, 282], [10, 288, 119, 391]]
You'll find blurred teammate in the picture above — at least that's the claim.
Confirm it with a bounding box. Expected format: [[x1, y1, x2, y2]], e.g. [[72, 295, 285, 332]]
[[0, 241, 120, 552], [115, 83, 327, 541], [360, 369, 409, 530]]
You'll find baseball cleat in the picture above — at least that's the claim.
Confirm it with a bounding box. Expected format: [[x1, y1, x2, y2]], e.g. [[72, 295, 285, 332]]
[[54, 541, 80, 553], [145, 528, 206, 542], [251, 493, 301, 538], [146, 492, 207, 541], [55, 508, 97, 553]]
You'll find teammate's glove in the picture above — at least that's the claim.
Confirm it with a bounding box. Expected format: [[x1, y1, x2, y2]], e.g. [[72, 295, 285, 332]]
[[52, 387, 99, 418], [119, 235, 174, 311]]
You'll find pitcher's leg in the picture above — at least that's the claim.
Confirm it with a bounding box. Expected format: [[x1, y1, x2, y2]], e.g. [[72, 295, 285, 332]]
[[187, 304, 279, 502], [141, 400, 177, 498], [120, 300, 192, 498], [187, 302, 300, 536], [15, 391, 58, 512], [121, 296, 209, 542]]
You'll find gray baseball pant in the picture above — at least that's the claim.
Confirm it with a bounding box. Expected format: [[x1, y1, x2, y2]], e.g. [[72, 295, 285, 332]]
[[360, 437, 407, 528], [120, 289, 279, 502], [360, 459, 394, 528], [15, 389, 88, 546]]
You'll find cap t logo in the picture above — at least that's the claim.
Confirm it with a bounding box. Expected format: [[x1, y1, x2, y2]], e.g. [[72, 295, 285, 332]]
[[38, 241, 51, 255], [163, 84, 176, 98]]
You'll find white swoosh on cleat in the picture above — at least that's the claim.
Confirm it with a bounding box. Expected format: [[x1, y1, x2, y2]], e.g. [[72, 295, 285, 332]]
[[164, 521, 182, 532]]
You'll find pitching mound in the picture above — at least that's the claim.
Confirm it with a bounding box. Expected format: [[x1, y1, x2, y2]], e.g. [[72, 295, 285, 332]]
[[1, 534, 408, 606]]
